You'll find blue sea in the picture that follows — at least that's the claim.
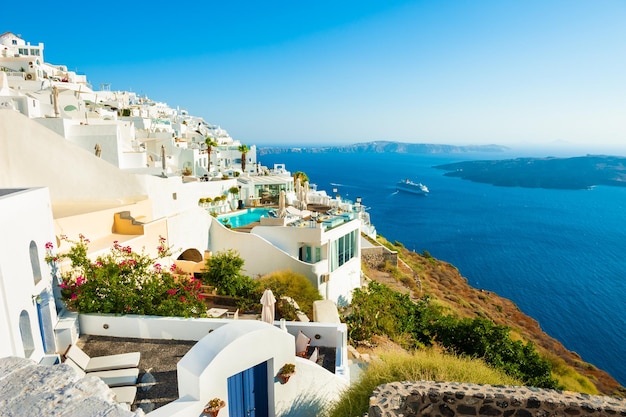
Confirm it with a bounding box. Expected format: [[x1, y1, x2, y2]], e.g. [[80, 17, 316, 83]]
[[262, 150, 626, 386]]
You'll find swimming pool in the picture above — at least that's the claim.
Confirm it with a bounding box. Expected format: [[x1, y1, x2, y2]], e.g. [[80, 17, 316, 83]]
[[218, 208, 272, 228]]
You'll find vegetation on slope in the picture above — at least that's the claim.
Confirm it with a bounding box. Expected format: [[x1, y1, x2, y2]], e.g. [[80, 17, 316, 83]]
[[345, 281, 557, 389], [360, 235, 625, 396]]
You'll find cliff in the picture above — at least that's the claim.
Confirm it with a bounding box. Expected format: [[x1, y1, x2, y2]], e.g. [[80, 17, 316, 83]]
[[361, 240, 626, 396], [435, 155, 626, 189]]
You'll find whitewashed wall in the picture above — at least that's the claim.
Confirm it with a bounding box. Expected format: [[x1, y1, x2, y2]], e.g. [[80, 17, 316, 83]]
[[0, 187, 58, 359]]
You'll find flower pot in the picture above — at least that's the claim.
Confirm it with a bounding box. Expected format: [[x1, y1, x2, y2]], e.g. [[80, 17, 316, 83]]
[[203, 408, 221, 417], [278, 373, 293, 384]]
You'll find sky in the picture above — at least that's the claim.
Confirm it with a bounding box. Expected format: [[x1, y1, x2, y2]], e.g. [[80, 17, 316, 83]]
[[3, 1, 626, 150]]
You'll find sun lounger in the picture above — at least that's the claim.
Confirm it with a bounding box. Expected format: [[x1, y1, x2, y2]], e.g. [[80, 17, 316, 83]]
[[62, 360, 137, 405], [66, 344, 140, 372], [63, 357, 139, 387], [109, 385, 137, 405]]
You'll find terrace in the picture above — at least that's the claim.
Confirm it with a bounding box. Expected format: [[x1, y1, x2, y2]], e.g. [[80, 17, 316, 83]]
[[71, 313, 349, 414]]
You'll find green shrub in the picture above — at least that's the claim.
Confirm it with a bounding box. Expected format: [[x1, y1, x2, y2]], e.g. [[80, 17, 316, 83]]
[[431, 316, 559, 388], [202, 250, 259, 299]]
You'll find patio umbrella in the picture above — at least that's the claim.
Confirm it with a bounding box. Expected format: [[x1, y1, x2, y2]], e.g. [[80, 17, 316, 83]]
[[295, 178, 302, 209], [303, 181, 310, 210], [278, 189, 287, 218], [94, 143, 102, 157], [260, 288, 276, 324], [161, 145, 166, 170]]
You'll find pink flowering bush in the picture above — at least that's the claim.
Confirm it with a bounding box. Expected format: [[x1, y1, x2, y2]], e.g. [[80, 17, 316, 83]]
[[46, 235, 206, 317]]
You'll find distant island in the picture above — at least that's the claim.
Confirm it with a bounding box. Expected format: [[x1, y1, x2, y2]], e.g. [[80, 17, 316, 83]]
[[435, 155, 626, 190], [258, 141, 508, 156]]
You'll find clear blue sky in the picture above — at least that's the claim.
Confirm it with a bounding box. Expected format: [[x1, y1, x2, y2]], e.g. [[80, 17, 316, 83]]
[[4, 1, 626, 150]]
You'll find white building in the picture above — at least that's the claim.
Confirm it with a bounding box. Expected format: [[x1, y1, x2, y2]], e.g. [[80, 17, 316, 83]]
[[0, 32, 363, 415]]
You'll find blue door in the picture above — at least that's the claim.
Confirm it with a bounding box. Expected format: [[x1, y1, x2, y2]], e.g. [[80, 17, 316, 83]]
[[227, 361, 269, 417]]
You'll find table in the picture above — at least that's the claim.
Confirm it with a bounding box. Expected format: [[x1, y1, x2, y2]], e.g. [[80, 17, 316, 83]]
[[207, 308, 228, 318]]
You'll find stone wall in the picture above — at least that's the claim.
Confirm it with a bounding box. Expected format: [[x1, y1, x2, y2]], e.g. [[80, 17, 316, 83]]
[[362, 246, 398, 269], [368, 381, 626, 416]]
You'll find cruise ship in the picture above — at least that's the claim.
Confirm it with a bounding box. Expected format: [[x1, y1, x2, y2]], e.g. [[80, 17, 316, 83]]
[[396, 178, 429, 195]]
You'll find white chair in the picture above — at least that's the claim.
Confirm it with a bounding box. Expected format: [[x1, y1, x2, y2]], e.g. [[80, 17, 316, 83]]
[[63, 357, 139, 387], [226, 309, 239, 319], [295, 331, 311, 358], [65, 344, 140, 372], [63, 361, 137, 405]]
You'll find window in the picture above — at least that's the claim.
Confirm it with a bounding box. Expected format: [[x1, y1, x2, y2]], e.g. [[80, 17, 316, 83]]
[[30, 49, 40, 56], [29, 241, 42, 285], [12, 40, 17, 45], [299, 246, 321, 264], [19, 48, 28, 55], [330, 230, 358, 272]]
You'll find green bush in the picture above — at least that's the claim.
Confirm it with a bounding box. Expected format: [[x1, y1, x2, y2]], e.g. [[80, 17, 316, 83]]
[[202, 250, 259, 299], [432, 316, 559, 389], [46, 235, 206, 317], [345, 281, 434, 349]]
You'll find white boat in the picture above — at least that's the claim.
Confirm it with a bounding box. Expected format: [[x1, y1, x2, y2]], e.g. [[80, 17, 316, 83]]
[[396, 179, 429, 195]]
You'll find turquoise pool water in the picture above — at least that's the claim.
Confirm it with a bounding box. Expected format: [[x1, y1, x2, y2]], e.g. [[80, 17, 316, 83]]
[[218, 208, 272, 228]]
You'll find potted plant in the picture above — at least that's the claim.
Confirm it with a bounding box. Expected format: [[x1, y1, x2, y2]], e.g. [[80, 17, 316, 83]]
[[278, 363, 295, 384], [203, 397, 226, 417]]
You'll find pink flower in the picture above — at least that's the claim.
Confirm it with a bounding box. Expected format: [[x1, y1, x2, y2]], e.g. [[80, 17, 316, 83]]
[[60, 282, 68, 289], [45, 242, 54, 250], [70, 293, 78, 300], [170, 264, 178, 272], [154, 263, 162, 272], [166, 289, 177, 296], [75, 276, 86, 286]]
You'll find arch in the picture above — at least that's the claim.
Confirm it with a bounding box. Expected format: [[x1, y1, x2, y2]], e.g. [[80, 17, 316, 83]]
[[18, 310, 35, 358], [29, 241, 42, 285], [177, 248, 203, 263]]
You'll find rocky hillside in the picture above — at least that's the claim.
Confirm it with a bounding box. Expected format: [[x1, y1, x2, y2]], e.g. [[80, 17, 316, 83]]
[[362, 239, 626, 396], [257, 140, 507, 156], [436, 155, 626, 189]]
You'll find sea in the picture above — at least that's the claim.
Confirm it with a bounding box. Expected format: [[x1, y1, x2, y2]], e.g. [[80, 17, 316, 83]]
[[261, 149, 626, 386]]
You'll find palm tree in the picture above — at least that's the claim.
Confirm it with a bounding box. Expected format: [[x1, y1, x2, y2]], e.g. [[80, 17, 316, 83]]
[[293, 171, 309, 183], [238, 144, 250, 172], [205, 136, 218, 171]]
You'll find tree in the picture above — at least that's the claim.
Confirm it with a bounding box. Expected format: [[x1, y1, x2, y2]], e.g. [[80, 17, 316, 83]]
[[238, 144, 250, 172], [205, 136, 218, 171], [202, 250, 258, 298], [257, 270, 322, 317], [293, 171, 309, 183]]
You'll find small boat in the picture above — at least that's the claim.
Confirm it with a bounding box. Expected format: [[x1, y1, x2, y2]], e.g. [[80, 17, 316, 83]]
[[396, 179, 429, 195]]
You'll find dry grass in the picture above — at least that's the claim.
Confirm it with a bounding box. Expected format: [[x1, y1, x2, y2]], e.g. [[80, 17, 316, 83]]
[[325, 348, 521, 417]]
